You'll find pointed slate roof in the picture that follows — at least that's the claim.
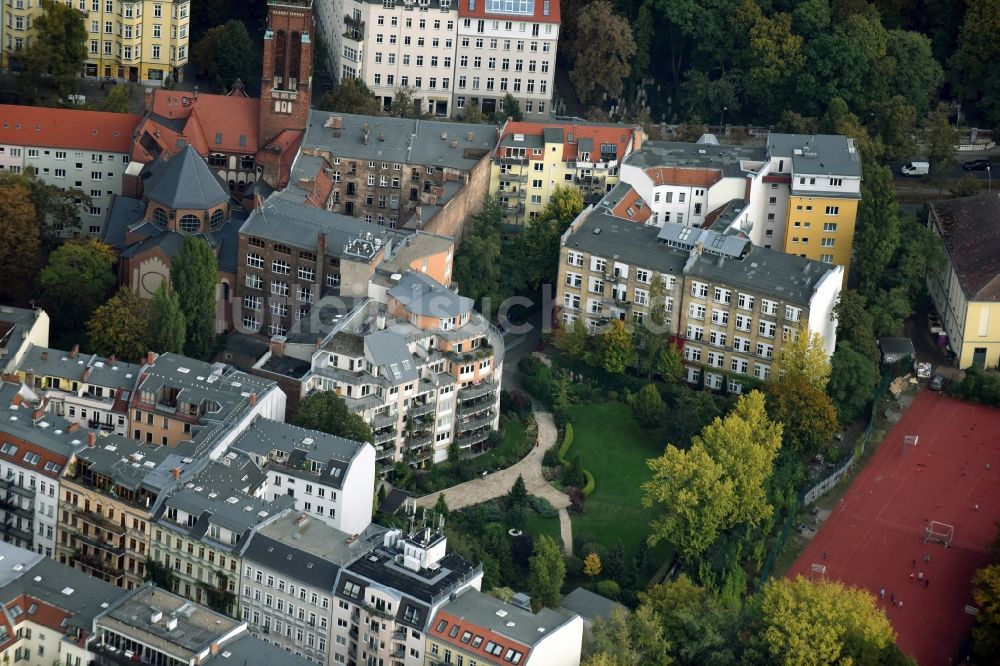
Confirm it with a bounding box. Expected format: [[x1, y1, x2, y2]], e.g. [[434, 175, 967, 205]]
[[145, 145, 229, 210]]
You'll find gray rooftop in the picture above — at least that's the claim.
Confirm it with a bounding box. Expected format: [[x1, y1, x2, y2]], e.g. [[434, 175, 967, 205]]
[[567, 210, 838, 306], [388, 271, 473, 318], [204, 632, 316, 666], [73, 433, 198, 492], [560, 586, 622, 625], [98, 585, 241, 657], [18, 345, 140, 389], [101, 195, 147, 250], [0, 306, 46, 371], [376, 232, 455, 280], [0, 382, 99, 464], [624, 140, 765, 177], [766, 133, 862, 178], [240, 191, 405, 261], [0, 544, 130, 632], [145, 145, 230, 210], [302, 111, 496, 171], [439, 588, 576, 648], [365, 329, 419, 384]]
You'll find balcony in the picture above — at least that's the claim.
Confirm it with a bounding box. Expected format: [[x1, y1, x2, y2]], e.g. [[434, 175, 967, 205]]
[[457, 412, 495, 433], [344, 15, 365, 40], [71, 550, 125, 583], [457, 430, 490, 448], [457, 399, 493, 417], [375, 429, 397, 446], [0, 496, 33, 518], [0, 521, 33, 543], [74, 508, 128, 536], [372, 412, 397, 430], [76, 532, 125, 556], [407, 434, 433, 449], [0, 476, 34, 498], [458, 381, 498, 402], [409, 401, 435, 418]]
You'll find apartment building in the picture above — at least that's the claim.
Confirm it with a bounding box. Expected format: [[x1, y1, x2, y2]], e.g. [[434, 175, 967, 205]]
[[557, 208, 842, 392], [90, 583, 316, 666], [490, 120, 642, 225], [331, 522, 483, 666], [0, 382, 97, 557], [425, 588, 583, 666], [0, 306, 49, 374], [926, 193, 1000, 370], [454, 0, 559, 118], [1, 0, 189, 84], [151, 454, 295, 615], [292, 110, 496, 236], [16, 344, 140, 436], [0, 542, 129, 666], [241, 512, 387, 664], [0, 105, 141, 235], [254, 271, 504, 470], [230, 416, 376, 535]]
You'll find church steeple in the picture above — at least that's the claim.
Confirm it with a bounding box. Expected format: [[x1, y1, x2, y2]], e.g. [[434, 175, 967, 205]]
[[259, 0, 314, 148]]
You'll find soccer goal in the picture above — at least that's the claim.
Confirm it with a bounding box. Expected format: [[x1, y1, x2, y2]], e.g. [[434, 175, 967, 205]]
[[902, 435, 919, 454], [925, 521, 954, 546]]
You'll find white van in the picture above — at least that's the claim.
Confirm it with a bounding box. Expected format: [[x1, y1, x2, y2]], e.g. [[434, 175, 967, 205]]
[[900, 161, 930, 176]]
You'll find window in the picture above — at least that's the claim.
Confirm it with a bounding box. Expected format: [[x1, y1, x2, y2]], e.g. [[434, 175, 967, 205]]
[[758, 320, 776, 338], [272, 260, 290, 275], [688, 304, 705, 320], [245, 274, 262, 290], [246, 253, 263, 269], [713, 287, 731, 304], [830, 178, 842, 186], [737, 293, 754, 310], [706, 351, 724, 368], [690, 282, 709, 298], [733, 336, 751, 353], [755, 363, 771, 381], [298, 266, 315, 281], [785, 306, 801, 322], [756, 342, 774, 359], [821, 238, 835, 247], [820, 254, 834, 263], [825, 205, 840, 215], [761, 299, 778, 316], [711, 309, 729, 326], [709, 330, 727, 347]]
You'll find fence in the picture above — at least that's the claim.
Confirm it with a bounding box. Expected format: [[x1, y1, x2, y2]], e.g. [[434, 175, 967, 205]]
[[756, 368, 897, 587]]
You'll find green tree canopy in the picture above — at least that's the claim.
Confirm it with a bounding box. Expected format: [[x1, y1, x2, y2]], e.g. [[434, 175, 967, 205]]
[[293, 391, 374, 443], [774, 326, 831, 391], [86, 288, 152, 362], [949, 0, 1000, 129], [833, 292, 879, 362], [631, 384, 666, 429], [767, 373, 838, 458], [640, 574, 739, 665], [584, 605, 672, 666], [171, 236, 218, 360], [528, 535, 566, 609], [0, 180, 41, 304], [972, 563, 1000, 660], [514, 186, 584, 289], [19, 0, 87, 101], [2, 170, 88, 245], [193, 20, 258, 93], [39, 239, 115, 348], [390, 87, 420, 118], [99, 84, 132, 113], [318, 78, 383, 116], [150, 281, 186, 355], [828, 341, 881, 424], [567, 1, 636, 105], [598, 320, 634, 374], [853, 163, 901, 295], [501, 93, 524, 122]]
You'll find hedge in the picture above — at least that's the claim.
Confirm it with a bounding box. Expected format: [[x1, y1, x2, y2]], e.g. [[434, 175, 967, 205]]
[[558, 421, 596, 497]]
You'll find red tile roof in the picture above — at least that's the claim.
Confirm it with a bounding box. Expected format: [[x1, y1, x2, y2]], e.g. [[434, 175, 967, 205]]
[[0, 105, 140, 153], [645, 166, 721, 188], [459, 0, 560, 23], [0, 428, 72, 480], [497, 121, 635, 163], [430, 610, 533, 664], [609, 187, 652, 223], [6, 594, 72, 634]]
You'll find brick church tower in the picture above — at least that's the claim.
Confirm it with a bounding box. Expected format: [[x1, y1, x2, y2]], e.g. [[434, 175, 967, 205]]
[[259, 0, 313, 148]]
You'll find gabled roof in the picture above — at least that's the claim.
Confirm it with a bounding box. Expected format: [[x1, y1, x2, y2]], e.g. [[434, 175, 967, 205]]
[[928, 193, 1000, 301], [497, 120, 635, 163], [145, 145, 230, 210], [0, 105, 141, 152], [458, 0, 560, 24]]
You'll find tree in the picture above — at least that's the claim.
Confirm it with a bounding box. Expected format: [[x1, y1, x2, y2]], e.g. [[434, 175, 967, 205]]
[[318, 78, 383, 116], [192, 25, 225, 79], [86, 289, 152, 362], [528, 535, 566, 609], [555, 318, 590, 359], [878, 30, 943, 116], [774, 326, 831, 391], [640, 574, 739, 665], [453, 196, 514, 315], [853, 163, 901, 294], [584, 604, 672, 666], [514, 186, 584, 289], [1, 170, 89, 245], [924, 102, 959, 186], [39, 239, 115, 347], [828, 342, 881, 424], [767, 373, 838, 459], [433, 493, 450, 519], [733, 1, 806, 120], [19, 0, 87, 101], [171, 236, 218, 360], [501, 93, 523, 122], [606, 539, 627, 584], [833, 291, 879, 362], [950, 174, 983, 198], [949, 0, 1000, 129], [201, 20, 258, 92], [293, 391, 374, 443], [635, 274, 682, 381], [508, 474, 529, 509], [599, 320, 634, 374], [972, 563, 1000, 660], [749, 576, 900, 666], [631, 384, 666, 429], [629, 1, 655, 85], [584, 552, 603, 578], [99, 84, 131, 113], [0, 181, 40, 304], [144, 557, 177, 591], [390, 86, 420, 118], [150, 282, 186, 355], [562, 456, 588, 489], [567, 2, 636, 105], [870, 95, 917, 161]]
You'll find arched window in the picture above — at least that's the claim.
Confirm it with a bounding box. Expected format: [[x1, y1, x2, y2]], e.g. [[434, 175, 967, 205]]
[[289, 32, 302, 86], [273, 30, 287, 88], [179, 214, 200, 233], [210, 209, 225, 229], [152, 207, 168, 227]]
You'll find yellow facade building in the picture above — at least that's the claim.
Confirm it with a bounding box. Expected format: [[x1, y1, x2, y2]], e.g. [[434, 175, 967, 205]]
[[2, 0, 188, 85], [927, 194, 1000, 370], [489, 120, 643, 226]]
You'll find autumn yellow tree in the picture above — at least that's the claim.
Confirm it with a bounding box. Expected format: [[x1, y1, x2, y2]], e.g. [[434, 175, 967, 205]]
[[86, 288, 152, 362], [774, 324, 831, 390], [0, 180, 41, 303], [751, 576, 898, 666], [584, 552, 603, 578], [972, 563, 1000, 659]]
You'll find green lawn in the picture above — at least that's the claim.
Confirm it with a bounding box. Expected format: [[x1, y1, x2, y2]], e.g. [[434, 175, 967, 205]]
[[565, 402, 671, 570], [524, 512, 562, 547], [472, 419, 528, 472]]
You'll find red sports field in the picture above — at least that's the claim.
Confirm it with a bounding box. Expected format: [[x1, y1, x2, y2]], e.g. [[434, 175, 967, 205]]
[[788, 390, 1000, 665]]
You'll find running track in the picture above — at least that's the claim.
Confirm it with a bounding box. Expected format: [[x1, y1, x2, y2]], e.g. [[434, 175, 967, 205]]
[[788, 391, 1000, 665]]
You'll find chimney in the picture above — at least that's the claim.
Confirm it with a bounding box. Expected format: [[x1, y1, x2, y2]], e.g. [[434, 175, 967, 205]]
[[108, 354, 116, 363], [379, 131, 385, 142], [170, 467, 181, 480], [210, 643, 220, 656], [316, 337, 322, 349], [317, 232, 327, 254], [144, 88, 153, 112], [41, 351, 48, 361], [193, 86, 198, 100], [67, 423, 80, 433], [363, 123, 370, 145], [82, 368, 91, 382], [32, 408, 45, 421], [88, 432, 96, 448], [695, 241, 704, 255], [11, 394, 22, 408], [146, 351, 156, 366], [466, 131, 474, 142], [269, 336, 286, 358], [249, 393, 257, 406], [69, 344, 79, 359]]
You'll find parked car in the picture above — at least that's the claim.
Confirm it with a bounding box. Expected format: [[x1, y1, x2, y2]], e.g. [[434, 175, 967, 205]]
[[963, 159, 992, 171], [900, 161, 930, 176], [929, 375, 946, 391]]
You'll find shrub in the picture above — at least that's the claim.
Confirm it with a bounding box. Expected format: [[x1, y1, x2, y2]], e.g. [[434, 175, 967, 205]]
[[528, 495, 559, 518], [519, 355, 555, 406], [580, 541, 609, 561], [581, 469, 596, 497], [593, 579, 621, 600], [542, 446, 561, 468], [565, 555, 584, 578], [566, 487, 585, 513], [562, 456, 587, 488], [951, 366, 1000, 407], [558, 423, 575, 462]]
